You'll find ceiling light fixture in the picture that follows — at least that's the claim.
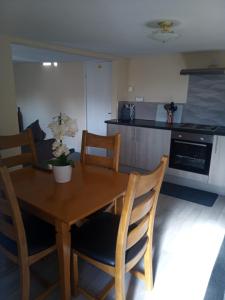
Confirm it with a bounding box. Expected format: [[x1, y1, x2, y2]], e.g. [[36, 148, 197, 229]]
[[42, 62, 58, 67], [148, 20, 180, 43], [42, 62, 52, 67]]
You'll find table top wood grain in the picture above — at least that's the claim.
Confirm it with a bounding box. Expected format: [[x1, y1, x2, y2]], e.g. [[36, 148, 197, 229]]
[[11, 162, 129, 225]]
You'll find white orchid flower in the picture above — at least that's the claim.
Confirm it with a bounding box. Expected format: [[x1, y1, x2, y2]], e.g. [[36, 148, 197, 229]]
[[48, 113, 78, 164], [52, 140, 61, 150], [52, 143, 70, 158]]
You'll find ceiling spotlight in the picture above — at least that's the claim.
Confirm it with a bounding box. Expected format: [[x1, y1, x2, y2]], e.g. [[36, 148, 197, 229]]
[[148, 20, 180, 43], [42, 62, 58, 67], [42, 62, 52, 67]]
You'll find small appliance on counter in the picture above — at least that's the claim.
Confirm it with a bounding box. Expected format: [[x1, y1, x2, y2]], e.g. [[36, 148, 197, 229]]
[[120, 104, 135, 121]]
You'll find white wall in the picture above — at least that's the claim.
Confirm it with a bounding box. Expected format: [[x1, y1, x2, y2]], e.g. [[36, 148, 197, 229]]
[[14, 62, 85, 151]]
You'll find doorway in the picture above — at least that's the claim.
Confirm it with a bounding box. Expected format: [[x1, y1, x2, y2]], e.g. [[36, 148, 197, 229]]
[[86, 61, 112, 136]]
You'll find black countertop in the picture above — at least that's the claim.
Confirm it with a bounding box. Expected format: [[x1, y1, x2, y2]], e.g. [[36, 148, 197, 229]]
[[105, 119, 225, 136]]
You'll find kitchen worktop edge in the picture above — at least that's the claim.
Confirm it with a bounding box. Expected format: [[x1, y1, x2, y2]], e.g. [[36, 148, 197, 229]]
[[105, 119, 225, 136]]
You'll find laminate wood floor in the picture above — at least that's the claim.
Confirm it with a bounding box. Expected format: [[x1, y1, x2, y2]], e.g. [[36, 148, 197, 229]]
[[1, 193, 225, 300]]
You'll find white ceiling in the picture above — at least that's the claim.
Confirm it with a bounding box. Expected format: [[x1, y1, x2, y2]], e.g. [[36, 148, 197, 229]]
[[1, 0, 225, 56]]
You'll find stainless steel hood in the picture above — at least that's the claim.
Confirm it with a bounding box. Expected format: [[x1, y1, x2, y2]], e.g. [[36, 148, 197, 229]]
[[180, 67, 225, 75]]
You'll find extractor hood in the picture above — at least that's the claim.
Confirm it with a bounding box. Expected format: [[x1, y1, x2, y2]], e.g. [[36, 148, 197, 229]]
[[180, 67, 225, 75]]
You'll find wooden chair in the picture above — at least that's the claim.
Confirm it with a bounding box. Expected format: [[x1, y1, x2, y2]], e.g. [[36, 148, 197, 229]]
[[80, 130, 121, 216], [71, 155, 168, 300], [0, 128, 38, 169], [0, 162, 57, 299], [80, 130, 121, 172]]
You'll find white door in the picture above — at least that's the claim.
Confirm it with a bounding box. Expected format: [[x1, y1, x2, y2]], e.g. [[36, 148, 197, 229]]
[[86, 61, 112, 134], [86, 61, 112, 155]]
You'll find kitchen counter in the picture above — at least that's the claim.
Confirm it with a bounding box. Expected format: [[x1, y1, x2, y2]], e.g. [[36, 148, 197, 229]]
[[105, 119, 225, 136]]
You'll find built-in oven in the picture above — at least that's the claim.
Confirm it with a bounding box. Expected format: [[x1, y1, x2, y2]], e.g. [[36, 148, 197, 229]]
[[169, 131, 213, 175]]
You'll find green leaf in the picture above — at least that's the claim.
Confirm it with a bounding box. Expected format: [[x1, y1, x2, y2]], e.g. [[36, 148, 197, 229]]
[[48, 154, 74, 166]]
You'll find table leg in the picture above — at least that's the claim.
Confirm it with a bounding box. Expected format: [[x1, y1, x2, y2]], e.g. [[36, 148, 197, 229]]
[[56, 221, 71, 300]]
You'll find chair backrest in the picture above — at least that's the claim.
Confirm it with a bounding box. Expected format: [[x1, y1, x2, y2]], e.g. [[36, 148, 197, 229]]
[[80, 130, 121, 171], [0, 161, 28, 261], [116, 155, 168, 270], [0, 128, 37, 169]]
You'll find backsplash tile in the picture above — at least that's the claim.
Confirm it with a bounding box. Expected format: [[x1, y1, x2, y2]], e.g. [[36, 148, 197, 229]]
[[118, 101, 157, 120], [118, 101, 183, 122], [156, 104, 183, 123], [182, 75, 225, 126]]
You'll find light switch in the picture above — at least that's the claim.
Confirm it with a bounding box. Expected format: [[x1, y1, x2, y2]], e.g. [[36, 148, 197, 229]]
[[128, 86, 134, 92], [135, 97, 144, 102]]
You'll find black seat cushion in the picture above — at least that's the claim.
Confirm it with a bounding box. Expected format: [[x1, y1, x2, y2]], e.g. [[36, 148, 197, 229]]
[[71, 212, 147, 267], [0, 214, 55, 256]]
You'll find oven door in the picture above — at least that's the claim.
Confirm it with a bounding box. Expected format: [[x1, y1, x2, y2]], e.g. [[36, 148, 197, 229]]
[[169, 139, 212, 175]]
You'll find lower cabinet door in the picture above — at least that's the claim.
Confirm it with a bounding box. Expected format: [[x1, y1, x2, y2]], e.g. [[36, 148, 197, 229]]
[[107, 124, 135, 166], [108, 124, 171, 170], [208, 135, 225, 190], [135, 128, 171, 171]]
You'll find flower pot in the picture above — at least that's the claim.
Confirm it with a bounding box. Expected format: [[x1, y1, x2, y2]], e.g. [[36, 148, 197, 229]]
[[53, 165, 72, 183]]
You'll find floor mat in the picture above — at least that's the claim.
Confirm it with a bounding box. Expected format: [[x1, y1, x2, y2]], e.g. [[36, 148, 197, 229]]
[[161, 181, 218, 207]]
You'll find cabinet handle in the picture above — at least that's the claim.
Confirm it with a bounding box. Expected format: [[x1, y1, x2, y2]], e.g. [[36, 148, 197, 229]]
[[215, 136, 219, 154]]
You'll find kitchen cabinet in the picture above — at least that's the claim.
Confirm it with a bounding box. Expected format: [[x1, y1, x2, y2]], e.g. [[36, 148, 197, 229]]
[[107, 124, 171, 170], [208, 135, 225, 192], [108, 122, 225, 194], [107, 124, 135, 166], [135, 127, 171, 170]]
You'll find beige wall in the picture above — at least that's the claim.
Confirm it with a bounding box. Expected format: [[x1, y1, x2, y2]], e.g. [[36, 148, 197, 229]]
[[14, 62, 85, 151], [126, 51, 225, 105], [127, 54, 189, 103], [0, 37, 18, 135], [112, 59, 129, 118], [183, 51, 225, 68]]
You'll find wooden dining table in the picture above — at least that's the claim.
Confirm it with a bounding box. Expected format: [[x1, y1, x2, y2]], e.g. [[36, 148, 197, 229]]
[[10, 161, 129, 300]]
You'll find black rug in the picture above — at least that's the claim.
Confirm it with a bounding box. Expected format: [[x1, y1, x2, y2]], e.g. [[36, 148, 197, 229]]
[[161, 182, 218, 207], [204, 236, 225, 300]]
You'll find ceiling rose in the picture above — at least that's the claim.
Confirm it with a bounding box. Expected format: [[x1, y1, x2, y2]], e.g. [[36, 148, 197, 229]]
[[147, 20, 180, 43]]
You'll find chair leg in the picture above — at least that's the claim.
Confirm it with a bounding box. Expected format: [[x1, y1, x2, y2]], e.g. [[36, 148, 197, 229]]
[[144, 244, 153, 290], [20, 264, 30, 300], [72, 253, 79, 296], [115, 270, 125, 300]]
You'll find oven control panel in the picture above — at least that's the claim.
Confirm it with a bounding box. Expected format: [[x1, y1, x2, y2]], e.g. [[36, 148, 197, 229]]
[[171, 131, 213, 144]]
